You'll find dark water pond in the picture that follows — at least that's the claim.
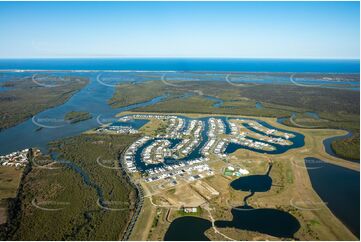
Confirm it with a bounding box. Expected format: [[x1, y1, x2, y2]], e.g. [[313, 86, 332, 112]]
[[230, 164, 272, 192], [164, 162, 301, 240], [215, 206, 300, 239], [305, 157, 360, 238], [164, 216, 211, 241]]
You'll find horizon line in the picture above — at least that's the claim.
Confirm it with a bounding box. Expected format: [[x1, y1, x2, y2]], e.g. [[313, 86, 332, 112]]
[[0, 56, 360, 61]]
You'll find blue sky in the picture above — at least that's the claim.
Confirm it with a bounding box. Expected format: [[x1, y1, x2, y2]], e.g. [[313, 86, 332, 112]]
[[0, 1, 359, 59]]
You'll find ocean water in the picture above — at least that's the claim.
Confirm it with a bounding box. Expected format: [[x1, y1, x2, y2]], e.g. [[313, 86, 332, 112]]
[[0, 58, 359, 73]]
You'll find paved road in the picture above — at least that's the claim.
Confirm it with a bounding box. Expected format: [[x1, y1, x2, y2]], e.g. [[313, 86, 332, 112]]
[[120, 154, 144, 241]]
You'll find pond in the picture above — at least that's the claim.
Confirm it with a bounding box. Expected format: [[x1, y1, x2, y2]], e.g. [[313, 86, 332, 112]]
[[255, 102, 263, 109], [164, 216, 211, 241], [215, 206, 300, 239], [230, 164, 272, 193]]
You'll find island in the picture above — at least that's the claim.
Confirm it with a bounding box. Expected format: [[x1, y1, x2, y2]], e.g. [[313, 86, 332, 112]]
[[64, 111, 92, 124]]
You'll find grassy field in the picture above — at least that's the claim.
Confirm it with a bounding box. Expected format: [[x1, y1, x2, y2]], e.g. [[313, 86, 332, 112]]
[[0, 75, 89, 131], [0, 167, 23, 225], [1, 133, 140, 240]]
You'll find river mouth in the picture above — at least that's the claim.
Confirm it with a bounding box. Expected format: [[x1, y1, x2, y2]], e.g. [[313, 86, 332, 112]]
[[0, 73, 166, 155]]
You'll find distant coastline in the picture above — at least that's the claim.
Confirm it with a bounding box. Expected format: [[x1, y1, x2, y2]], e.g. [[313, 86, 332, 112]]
[[0, 58, 359, 73]]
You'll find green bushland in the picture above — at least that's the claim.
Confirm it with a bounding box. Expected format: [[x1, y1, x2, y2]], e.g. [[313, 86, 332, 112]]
[[0, 75, 89, 131], [108, 81, 173, 108], [2, 134, 140, 240], [136, 95, 294, 117], [110, 79, 359, 160], [282, 112, 360, 160], [235, 83, 360, 160], [64, 111, 92, 124], [331, 133, 360, 160]]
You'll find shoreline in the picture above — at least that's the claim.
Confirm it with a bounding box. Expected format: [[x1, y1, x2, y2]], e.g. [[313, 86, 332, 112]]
[[0, 69, 359, 75]]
